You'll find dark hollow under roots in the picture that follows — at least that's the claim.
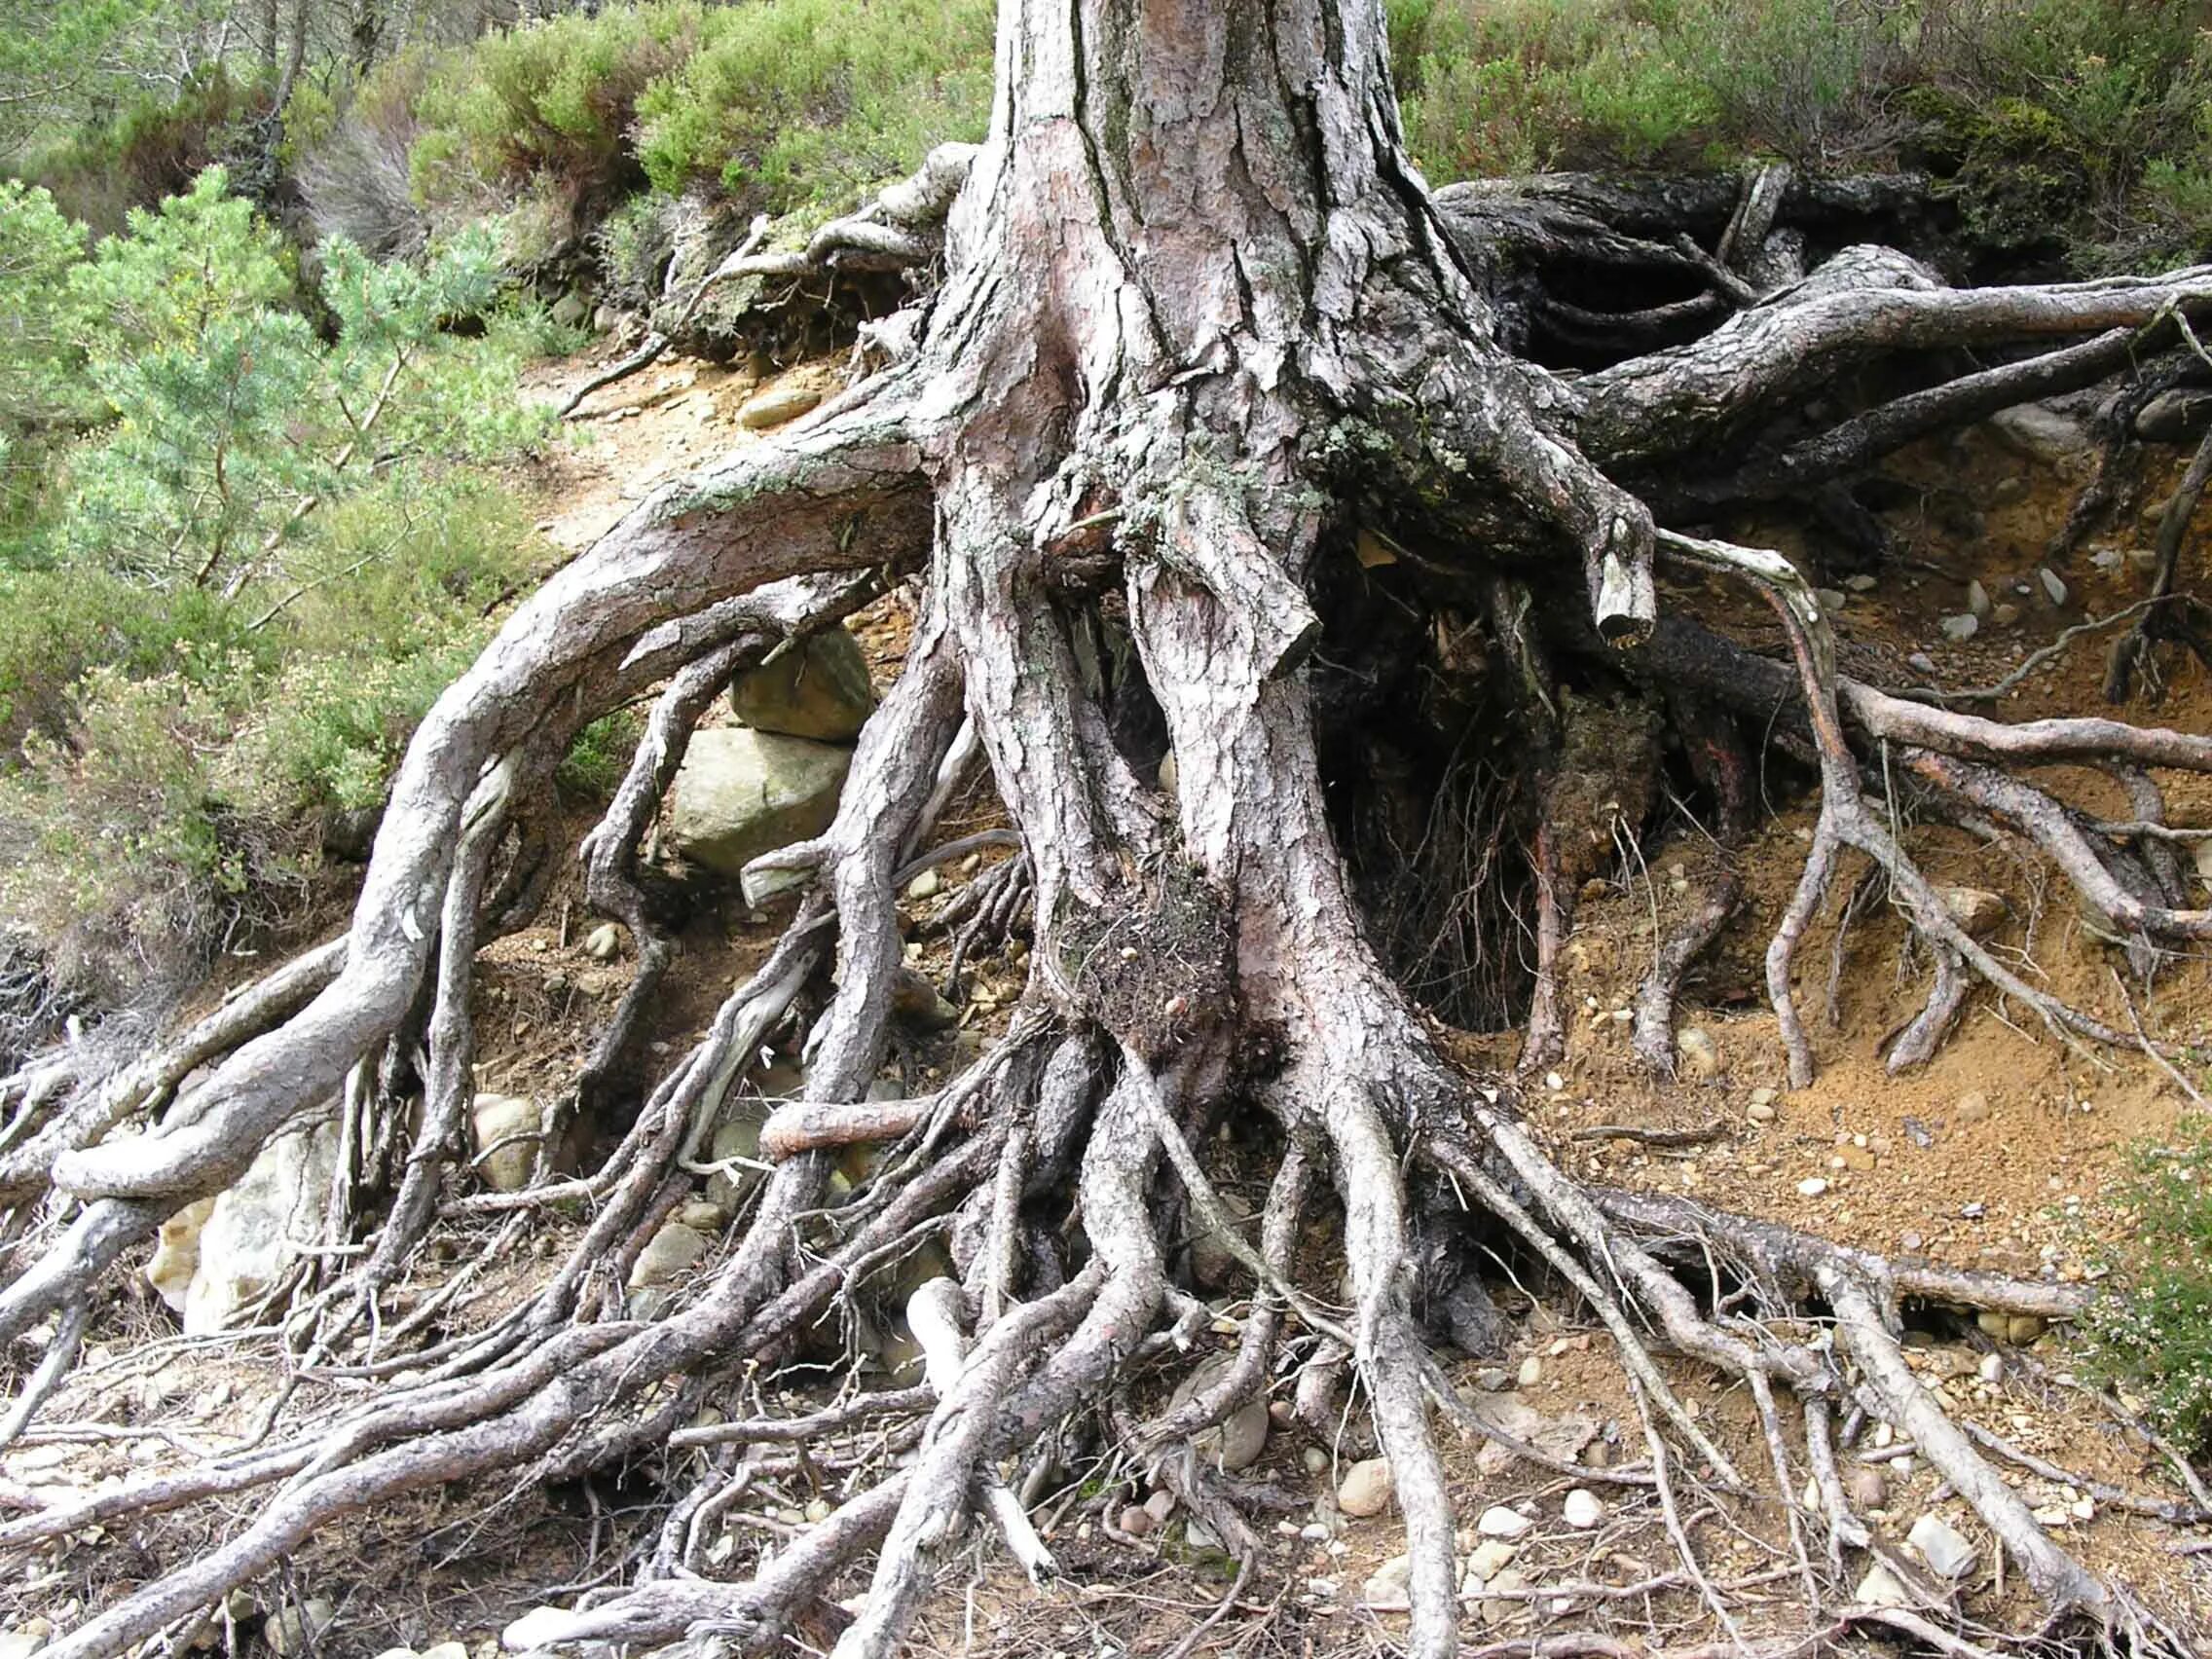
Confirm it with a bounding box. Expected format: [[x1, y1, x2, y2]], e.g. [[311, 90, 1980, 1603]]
[[11, 4, 2212, 1656]]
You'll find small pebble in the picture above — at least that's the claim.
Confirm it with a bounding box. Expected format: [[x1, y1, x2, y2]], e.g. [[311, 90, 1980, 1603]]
[[1516, 1354, 1543, 1388], [1562, 1488, 1604, 1529], [1797, 1177, 1831, 1198], [1477, 1505, 1534, 1539]]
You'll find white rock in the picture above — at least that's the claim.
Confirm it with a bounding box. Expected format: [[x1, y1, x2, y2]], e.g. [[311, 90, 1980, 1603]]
[[1853, 1561, 1915, 1608], [1966, 579, 1992, 618], [419, 1643, 468, 1659], [581, 922, 622, 961], [183, 1117, 341, 1337], [0, 1633, 48, 1659], [1476, 1504, 1533, 1538], [1976, 1351, 2006, 1383], [1515, 1354, 1543, 1388], [1796, 1177, 1830, 1198], [2039, 567, 2068, 606], [1907, 1512, 1977, 1579], [1938, 612, 1979, 642], [1561, 1488, 1604, 1529], [1465, 1538, 1519, 1581], [1338, 1457, 1394, 1517]]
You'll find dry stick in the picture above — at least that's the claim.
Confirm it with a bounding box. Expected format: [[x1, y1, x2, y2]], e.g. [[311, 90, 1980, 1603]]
[[902, 1276, 1055, 1581], [1959, 1419, 2209, 1525], [1900, 599, 2158, 707], [1822, 1268, 2105, 1612], [668, 1385, 935, 1452], [557, 215, 770, 419], [2113, 969, 2209, 1109], [830, 1268, 1103, 1659], [0, 1299, 87, 1452], [1426, 1137, 1743, 1484]]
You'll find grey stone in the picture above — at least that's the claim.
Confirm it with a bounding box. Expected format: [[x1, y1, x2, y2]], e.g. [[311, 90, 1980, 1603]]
[[1338, 1456, 1393, 1517], [2134, 387, 2212, 443], [705, 1115, 765, 1210], [1940, 886, 2006, 939], [550, 291, 589, 329], [1966, 579, 1992, 619], [1187, 1191, 1253, 1293], [582, 921, 623, 961], [265, 1599, 335, 1658], [1989, 404, 2092, 468], [471, 1093, 547, 1195], [2038, 567, 2069, 607], [1988, 476, 2029, 507], [0, 1632, 48, 1659], [628, 1222, 710, 1289], [185, 1117, 340, 1337], [664, 727, 852, 880], [1938, 612, 1979, 642], [1175, 1358, 1269, 1472], [1847, 1466, 1888, 1509], [728, 627, 876, 743], [1906, 650, 1938, 674], [1907, 1512, 1977, 1579]]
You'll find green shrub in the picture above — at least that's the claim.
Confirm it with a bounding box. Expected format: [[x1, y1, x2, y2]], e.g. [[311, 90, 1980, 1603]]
[[22, 66, 273, 235], [2076, 1115, 2212, 1453], [0, 168, 562, 1008], [634, 0, 994, 210]]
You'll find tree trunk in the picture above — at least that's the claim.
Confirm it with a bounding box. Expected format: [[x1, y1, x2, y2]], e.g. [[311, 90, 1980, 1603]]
[[13, 2, 2212, 1656]]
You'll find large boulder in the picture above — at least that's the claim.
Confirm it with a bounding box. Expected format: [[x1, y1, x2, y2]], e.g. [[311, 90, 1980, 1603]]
[[182, 1115, 341, 1336], [662, 727, 852, 878], [728, 628, 876, 742]]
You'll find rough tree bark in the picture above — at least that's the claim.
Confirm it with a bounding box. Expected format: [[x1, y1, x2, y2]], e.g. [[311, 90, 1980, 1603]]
[[7, 3, 2212, 1657]]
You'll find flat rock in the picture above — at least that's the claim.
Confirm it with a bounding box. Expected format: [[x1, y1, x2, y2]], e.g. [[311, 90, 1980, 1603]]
[[1907, 1512, 1977, 1580], [1337, 1456, 1393, 1517], [728, 626, 876, 743], [1854, 1561, 1916, 1608], [664, 726, 853, 880], [1466, 1538, 1519, 1580], [1174, 1357, 1269, 1473]]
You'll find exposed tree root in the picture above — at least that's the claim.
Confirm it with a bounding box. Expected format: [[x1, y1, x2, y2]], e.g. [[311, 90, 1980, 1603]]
[[8, 4, 2212, 1657]]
